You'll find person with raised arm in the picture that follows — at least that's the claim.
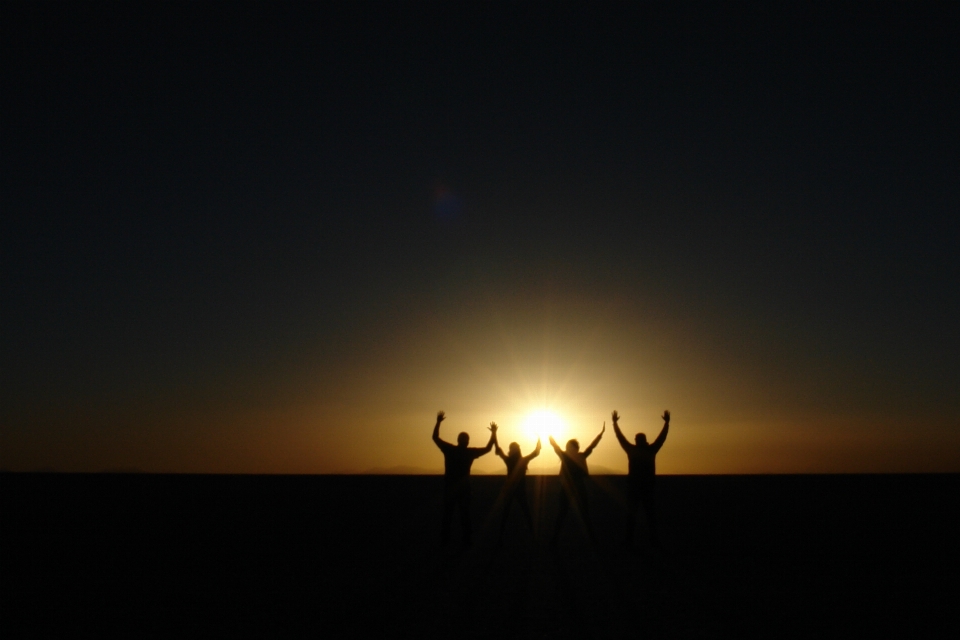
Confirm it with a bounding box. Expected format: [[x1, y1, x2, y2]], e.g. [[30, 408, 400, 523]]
[[612, 409, 670, 547], [432, 410, 497, 546], [549, 423, 604, 545], [493, 434, 541, 541]]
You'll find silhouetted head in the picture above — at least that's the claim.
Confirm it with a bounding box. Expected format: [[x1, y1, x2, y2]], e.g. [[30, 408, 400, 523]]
[[635, 433, 648, 446], [565, 439, 580, 453], [508, 442, 521, 457], [457, 432, 470, 447]]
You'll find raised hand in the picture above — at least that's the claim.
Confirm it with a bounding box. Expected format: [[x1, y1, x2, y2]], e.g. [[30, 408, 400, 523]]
[[662, 410, 670, 423], [601, 421, 606, 433], [611, 410, 619, 423], [437, 410, 445, 423], [489, 421, 498, 434]]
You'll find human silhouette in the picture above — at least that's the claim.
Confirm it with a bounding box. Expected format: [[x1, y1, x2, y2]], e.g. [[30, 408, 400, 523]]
[[549, 423, 604, 545], [432, 410, 497, 546], [493, 436, 541, 541], [612, 409, 670, 547]]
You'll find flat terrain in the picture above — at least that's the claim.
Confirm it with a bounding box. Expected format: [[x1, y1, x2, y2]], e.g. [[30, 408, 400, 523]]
[[3, 474, 958, 638]]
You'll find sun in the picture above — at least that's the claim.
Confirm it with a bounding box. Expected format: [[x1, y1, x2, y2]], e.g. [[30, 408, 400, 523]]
[[521, 409, 566, 443]]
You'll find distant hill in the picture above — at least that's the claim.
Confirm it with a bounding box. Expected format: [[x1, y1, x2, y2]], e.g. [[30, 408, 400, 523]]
[[358, 464, 626, 475], [588, 464, 626, 475], [361, 465, 436, 475]]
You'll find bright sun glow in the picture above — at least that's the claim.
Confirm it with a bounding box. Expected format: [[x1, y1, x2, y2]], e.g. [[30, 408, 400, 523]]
[[521, 409, 566, 443]]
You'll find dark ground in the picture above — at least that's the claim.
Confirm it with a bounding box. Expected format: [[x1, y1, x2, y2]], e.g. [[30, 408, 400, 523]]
[[2, 474, 958, 638]]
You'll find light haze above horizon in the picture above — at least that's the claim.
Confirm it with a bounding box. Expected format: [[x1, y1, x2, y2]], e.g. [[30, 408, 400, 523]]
[[2, 4, 958, 474]]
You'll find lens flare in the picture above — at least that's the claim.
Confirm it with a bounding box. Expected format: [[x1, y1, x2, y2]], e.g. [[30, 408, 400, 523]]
[[522, 409, 566, 443]]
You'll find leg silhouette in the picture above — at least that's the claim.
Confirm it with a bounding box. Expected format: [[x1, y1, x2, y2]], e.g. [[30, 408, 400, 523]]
[[625, 498, 638, 545], [442, 482, 473, 546], [516, 488, 534, 534], [498, 490, 515, 542], [552, 491, 570, 546], [640, 481, 660, 548], [441, 488, 456, 546], [499, 485, 535, 543], [573, 491, 597, 545], [626, 478, 660, 548], [459, 485, 473, 546], [554, 484, 595, 545]]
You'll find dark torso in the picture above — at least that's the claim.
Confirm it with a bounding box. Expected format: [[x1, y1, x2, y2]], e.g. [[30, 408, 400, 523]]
[[558, 451, 589, 489], [628, 445, 657, 479], [504, 455, 530, 483], [442, 447, 479, 485]]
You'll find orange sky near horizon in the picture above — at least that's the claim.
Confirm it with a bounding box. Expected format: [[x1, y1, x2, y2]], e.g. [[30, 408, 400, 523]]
[[5, 5, 960, 477], [4, 291, 958, 474]]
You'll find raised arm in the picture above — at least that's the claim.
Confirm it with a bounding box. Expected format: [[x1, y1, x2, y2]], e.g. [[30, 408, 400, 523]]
[[651, 410, 670, 453], [584, 422, 605, 456], [549, 436, 564, 457], [432, 411, 449, 450], [474, 422, 498, 456], [611, 410, 631, 452], [494, 433, 508, 462], [523, 438, 542, 462]]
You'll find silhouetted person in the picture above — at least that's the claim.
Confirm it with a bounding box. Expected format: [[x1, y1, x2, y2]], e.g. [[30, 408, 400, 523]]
[[612, 409, 670, 547], [432, 410, 497, 546], [494, 436, 541, 540], [549, 423, 604, 545]]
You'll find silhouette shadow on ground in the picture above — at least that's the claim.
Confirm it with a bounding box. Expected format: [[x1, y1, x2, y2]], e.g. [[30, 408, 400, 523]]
[[3, 473, 959, 638]]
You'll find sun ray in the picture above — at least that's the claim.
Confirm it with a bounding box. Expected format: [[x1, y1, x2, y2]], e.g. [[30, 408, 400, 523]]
[[521, 409, 566, 444]]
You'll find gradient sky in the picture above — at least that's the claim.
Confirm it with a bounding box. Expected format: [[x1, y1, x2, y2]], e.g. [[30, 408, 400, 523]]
[[3, 3, 958, 474]]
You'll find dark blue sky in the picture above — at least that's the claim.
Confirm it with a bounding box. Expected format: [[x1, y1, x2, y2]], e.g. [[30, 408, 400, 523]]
[[3, 2, 958, 472]]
